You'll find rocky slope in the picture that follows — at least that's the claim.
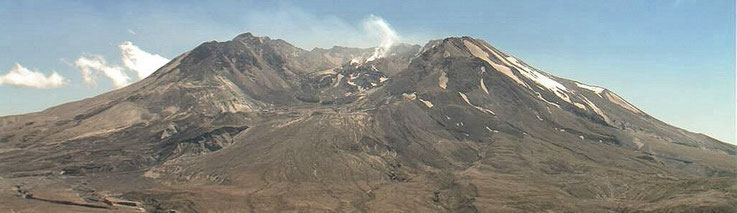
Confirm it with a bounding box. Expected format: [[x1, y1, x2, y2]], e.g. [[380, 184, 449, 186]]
[[0, 33, 734, 212]]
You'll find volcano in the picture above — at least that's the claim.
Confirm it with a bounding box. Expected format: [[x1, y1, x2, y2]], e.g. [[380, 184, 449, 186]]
[[0, 33, 734, 212]]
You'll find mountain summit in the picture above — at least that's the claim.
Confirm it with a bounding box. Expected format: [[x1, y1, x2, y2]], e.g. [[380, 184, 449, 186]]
[[0, 33, 734, 212]]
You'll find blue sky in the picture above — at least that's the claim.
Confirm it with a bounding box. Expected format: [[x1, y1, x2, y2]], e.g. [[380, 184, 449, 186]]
[[1, 0, 734, 143]]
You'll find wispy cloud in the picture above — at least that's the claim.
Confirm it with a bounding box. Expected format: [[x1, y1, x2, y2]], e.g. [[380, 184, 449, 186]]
[[74, 55, 131, 88], [74, 41, 169, 88], [241, 6, 433, 50], [0, 63, 66, 89]]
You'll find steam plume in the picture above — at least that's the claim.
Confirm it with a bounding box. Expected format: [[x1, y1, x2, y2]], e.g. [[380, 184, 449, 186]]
[[364, 15, 399, 62]]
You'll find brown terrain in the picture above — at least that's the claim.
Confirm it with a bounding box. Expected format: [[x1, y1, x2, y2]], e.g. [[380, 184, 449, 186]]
[[0, 33, 735, 212]]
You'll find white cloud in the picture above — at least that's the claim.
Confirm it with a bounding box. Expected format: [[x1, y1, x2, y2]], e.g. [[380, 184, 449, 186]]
[[74, 55, 131, 88], [127, 29, 136, 35], [73, 41, 169, 89], [364, 15, 400, 61], [119, 41, 169, 79], [0, 63, 66, 89]]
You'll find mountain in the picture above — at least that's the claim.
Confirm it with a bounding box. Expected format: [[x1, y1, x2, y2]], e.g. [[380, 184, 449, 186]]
[[0, 33, 734, 212]]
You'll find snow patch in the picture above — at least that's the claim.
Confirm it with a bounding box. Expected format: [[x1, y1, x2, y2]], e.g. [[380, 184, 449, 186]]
[[506, 56, 571, 103], [438, 71, 448, 89], [333, 74, 344, 87], [462, 40, 528, 87], [605, 92, 643, 114], [534, 91, 561, 108], [419, 98, 434, 108], [458, 92, 496, 115], [473, 41, 574, 109], [350, 58, 361, 65], [575, 82, 605, 97], [573, 102, 587, 110], [402, 92, 417, 100], [458, 92, 474, 105], [580, 95, 610, 123], [480, 78, 489, 94], [485, 127, 499, 133]]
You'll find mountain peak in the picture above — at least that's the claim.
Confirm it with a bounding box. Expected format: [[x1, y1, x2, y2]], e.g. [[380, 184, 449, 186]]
[[232, 32, 270, 42], [416, 36, 497, 59], [3, 32, 734, 212]]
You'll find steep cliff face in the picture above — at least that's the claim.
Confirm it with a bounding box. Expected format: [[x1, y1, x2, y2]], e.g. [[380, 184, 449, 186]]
[[0, 33, 734, 212]]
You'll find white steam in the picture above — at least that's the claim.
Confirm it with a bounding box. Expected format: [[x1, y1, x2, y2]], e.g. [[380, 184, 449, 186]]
[[364, 15, 399, 62]]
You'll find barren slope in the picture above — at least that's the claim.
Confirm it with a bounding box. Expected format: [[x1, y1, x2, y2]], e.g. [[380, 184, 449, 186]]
[[0, 34, 734, 212]]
